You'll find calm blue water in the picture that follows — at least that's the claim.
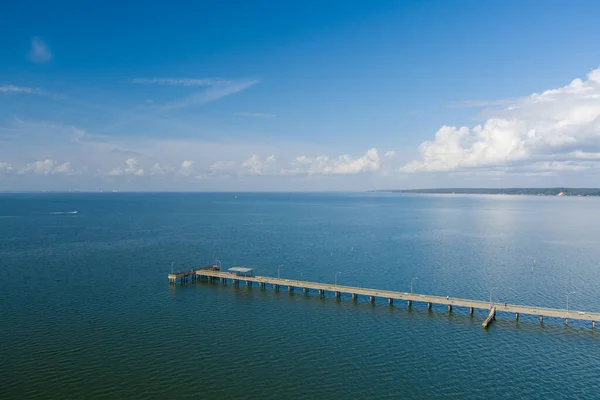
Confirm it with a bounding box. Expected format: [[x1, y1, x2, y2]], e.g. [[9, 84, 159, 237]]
[[1, 192, 599, 399]]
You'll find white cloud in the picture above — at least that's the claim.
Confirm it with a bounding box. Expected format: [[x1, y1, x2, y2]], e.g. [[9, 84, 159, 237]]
[[308, 148, 380, 175], [279, 167, 305, 176], [161, 80, 259, 109], [20, 160, 71, 175], [0, 162, 13, 174], [180, 160, 194, 176], [242, 154, 276, 175], [384, 150, 395, 158], [132, 78, 229, 86], [150, 163, 174, 175], [567, 151, 600, 160], [403, 67, 600, 173], [133, 78, 259, 109], [28, 37, 52, 63], [109, 158, 144, 176], [294, 156, 313, 165], [0, 85, 35, 94], [209, 160, 238, 173]]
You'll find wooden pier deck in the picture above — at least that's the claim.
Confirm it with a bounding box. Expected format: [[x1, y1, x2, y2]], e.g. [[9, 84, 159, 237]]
[[169, 268, 599, 329]]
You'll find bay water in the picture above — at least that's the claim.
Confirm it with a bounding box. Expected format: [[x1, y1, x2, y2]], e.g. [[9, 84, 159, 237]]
[[1, 193, 599, 399]]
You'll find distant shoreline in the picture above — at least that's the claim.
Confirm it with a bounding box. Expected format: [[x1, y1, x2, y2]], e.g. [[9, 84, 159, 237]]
[[371, 188, 600, 197]]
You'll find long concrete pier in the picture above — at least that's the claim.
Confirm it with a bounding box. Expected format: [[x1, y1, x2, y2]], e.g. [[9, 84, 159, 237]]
[[169, 267, 599, 329]]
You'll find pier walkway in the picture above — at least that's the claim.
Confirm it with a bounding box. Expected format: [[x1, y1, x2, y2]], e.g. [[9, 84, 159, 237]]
[[169, 267, 599, 328]]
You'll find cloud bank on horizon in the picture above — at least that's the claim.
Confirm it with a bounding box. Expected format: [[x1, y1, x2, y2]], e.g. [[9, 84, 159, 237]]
[[3, 67, 600, 189]]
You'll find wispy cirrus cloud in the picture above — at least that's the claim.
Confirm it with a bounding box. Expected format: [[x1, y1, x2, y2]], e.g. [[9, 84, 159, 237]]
[[132, 78, 230, 86], [28, 37, 52, 63], [235, 112, 276, 118], [1, 85, 38, 94], [133, 77, 259, 109], [447, 98, 515, 108], [160, 80, 259, 109], [0, 84, 63, 100]]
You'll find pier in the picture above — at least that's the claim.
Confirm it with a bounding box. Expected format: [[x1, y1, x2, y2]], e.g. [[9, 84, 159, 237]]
[[169, 266, 600, 329]]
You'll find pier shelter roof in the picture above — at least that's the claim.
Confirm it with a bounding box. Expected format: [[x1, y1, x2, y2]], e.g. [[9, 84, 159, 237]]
[[228, 267, 255, 276]]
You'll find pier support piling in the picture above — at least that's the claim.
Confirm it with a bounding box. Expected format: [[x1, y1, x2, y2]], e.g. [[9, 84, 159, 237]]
[[168, 270, 600, 330]]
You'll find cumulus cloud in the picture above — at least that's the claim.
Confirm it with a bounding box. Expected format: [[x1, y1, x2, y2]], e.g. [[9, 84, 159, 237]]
[[242, 154, 276, 175], [209, 160, 238, 173], [308, 148, 380, 175], [20, 160, 71, 175], [179, 160, 194, 176], [0, 162, 13, 174], [294, 156, 313, 165], [28, 37, 52, 63], [384, 150, 395, 158], [403, 67, 600, 174], [109, 158, 144, 176], [150, 163, 175, 176]]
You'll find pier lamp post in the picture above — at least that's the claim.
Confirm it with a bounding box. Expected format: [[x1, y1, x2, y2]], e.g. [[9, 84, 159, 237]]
[[411, 277, 419, 294], [335, 271, 342, 285], [489, 287, 498, 307], [566, 291, 575, 314], [278, 264, 283, 279]]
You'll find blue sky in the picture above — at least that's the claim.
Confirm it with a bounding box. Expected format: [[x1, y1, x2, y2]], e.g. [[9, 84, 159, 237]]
[[2, 0, 600, 191]]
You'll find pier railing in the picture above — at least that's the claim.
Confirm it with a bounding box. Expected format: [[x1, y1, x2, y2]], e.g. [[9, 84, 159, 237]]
[[168, 268, 599, 329]]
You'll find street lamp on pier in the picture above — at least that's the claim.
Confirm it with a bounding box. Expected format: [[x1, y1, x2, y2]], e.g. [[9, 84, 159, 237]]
[[335, 271, 342, 285], [566, 291, 576, 314], [411, 277, 419, 294], [489, 287, 498, 307]]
